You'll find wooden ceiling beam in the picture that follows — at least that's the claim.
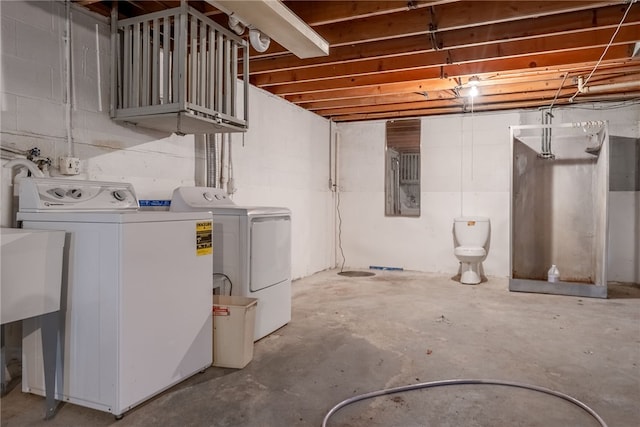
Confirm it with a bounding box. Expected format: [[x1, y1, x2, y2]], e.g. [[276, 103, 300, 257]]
[[303, 79, 576, 112], [282, 0, 449, 26], [317, 88, 581, 117], [317, 72, 640, 117], [422, 1, 627, 31], [285, 62, 640, 104], [251, 26, 640, 87], [248, 4, 640, 72], [297, 72, 590, 109], [269, 45, 633, 96], [250, 2, 633, 57], [328, 93, 640, 122]]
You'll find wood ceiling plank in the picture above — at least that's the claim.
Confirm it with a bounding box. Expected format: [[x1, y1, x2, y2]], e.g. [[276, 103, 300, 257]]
[[251, 26, 640, 86], [250, 1, 633, 57], [302, 93, 440, 111], [297, 72, 597, 109], [286, 79, 460, 103], [442, 46, 635, 78], [436, 4, 640, 50], [317, 88, 580, 117], [248, 4, 640, 72], [303, 79, 576, 111], [285, 62, 640, 103], [268, 45, 633, 96], [282, 0, 448, 26], [327, 95, 634, 121], [425, 1, 626, 31]]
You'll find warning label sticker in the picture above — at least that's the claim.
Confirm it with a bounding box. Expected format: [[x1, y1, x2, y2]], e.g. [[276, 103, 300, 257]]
[[196, 221, 213, 256]]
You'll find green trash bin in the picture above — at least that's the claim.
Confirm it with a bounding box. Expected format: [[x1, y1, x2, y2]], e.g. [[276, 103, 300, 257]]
[[212, 295, 258, 368]]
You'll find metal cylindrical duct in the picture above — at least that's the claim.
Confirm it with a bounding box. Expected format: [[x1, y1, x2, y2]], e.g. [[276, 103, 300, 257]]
[[220, 134, 229, 191], [205, 134, 217, 188]]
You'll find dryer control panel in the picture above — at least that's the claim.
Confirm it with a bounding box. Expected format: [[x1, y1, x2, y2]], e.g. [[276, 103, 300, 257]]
[[170, 187, 236, 210], [18, 178, 139, 212]]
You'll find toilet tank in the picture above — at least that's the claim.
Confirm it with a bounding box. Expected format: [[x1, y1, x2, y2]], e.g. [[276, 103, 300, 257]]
[[454, 217, 490, 247]]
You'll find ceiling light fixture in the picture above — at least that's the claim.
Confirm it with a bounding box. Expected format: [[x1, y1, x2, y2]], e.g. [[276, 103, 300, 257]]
[[468, 76, 480, 98]]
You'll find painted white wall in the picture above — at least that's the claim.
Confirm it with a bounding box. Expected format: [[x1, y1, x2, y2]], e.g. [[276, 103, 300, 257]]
[[0, 0, 334, 280], [2, 1, 637, 284], [1, 1, 199, 227], [337, 104, 640, 282], [336, 111, 517, 277], [227, 86, 334, 279]]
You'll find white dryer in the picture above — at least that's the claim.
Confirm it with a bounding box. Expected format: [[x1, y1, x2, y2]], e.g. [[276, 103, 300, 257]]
[[17, 178, 213, 418], [170, 187, 291, 341]]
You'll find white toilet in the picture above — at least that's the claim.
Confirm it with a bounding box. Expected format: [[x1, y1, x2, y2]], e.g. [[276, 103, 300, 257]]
[[453, 217, 490, 284]]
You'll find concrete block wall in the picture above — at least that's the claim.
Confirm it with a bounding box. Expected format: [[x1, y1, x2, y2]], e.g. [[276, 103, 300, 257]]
[[228, 86, 334, 279], [336, 104, 640, 283], [1, 0, 334, 280], [2, 1, 637, 283], [1, 1, 199, 227], [335, 111, 517, 276]]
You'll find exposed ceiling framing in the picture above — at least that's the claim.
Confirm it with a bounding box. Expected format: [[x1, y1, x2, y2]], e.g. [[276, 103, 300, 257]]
[[76, 0, 640, 122]]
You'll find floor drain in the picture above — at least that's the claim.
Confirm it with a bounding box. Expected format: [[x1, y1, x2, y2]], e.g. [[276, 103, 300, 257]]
[[337, 271, 375, 277]]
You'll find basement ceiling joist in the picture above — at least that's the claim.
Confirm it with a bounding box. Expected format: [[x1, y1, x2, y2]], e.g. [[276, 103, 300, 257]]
[[76, 1, 640, 122]]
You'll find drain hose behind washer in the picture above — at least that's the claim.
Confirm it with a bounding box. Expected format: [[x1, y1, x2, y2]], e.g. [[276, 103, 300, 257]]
[[322, 378, 608, 427]]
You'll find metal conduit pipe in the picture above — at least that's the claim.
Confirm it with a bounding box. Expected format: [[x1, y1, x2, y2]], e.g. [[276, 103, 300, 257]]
[[538, 108, 555, 159], [540, 110, 547, 155]]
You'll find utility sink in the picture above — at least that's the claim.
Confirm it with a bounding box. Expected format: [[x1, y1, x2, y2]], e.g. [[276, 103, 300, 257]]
[[1, 228, 65, 324]]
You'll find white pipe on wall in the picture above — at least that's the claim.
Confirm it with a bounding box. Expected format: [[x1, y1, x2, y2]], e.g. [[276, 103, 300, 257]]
[[64, 0, 74, 157], [95, 24, 102, 112], [3, 159, 45, 178], [577, 76, 640, 94], [220, 134, 229, 192], [227, 135, 236, 195]]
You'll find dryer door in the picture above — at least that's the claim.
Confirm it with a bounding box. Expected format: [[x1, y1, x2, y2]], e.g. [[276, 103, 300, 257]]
[[250, 216, 291, 292]]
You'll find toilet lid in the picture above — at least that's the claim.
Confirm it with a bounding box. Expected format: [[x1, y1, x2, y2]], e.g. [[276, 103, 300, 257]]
[[454, 246, 486, 257]]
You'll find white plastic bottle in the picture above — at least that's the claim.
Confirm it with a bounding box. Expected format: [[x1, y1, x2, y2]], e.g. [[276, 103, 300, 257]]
[[547, 264, 559, 283]]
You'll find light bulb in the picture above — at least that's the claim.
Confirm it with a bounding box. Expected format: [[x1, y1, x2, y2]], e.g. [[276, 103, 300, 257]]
[[469, 85, 479, 97]]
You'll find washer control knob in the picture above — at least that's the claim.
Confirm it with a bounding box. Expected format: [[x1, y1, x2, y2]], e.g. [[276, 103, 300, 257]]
[[50, 188, 66, 199], [112, 190, 127, 201], [68, 189, 83, 199], [203, 192, 214, 201]]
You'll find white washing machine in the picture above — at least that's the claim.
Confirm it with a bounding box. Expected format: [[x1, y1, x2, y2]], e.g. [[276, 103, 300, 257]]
[[17, 178, 213, 418], [170, 187, 291, 341]]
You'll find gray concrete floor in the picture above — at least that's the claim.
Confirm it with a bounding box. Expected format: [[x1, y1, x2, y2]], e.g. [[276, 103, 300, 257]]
[[2, 270, 639, 426]]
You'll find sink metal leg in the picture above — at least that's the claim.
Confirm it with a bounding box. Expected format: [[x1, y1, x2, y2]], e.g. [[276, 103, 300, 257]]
[[1, 324, 6, 396], [40, 311, 61, 420]]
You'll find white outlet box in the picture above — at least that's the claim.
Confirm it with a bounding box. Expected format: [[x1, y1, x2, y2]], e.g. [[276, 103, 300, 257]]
[[60, 157, 80, 175]]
